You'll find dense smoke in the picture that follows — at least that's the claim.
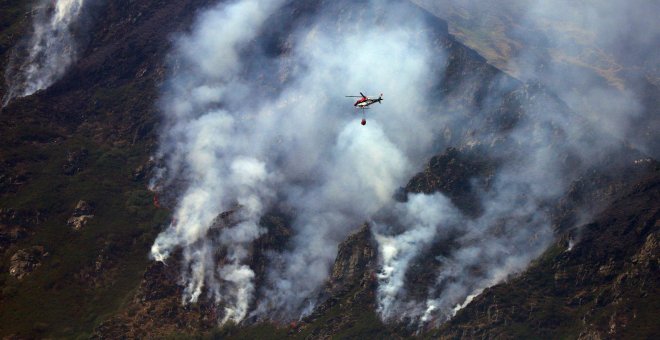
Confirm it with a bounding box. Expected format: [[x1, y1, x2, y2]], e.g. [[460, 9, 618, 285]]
[[374, 193, 461, 320], [3, 0, 92, 106], [373, 0, 659, 327], [151, 0, 655, 328], [151, 0, 444, 323], [151, 0, 287, 324], [373, 94, 575, 325]]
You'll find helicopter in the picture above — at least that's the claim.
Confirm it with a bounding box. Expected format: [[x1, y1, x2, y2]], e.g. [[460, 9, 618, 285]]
[[346, 92, 383, 125]]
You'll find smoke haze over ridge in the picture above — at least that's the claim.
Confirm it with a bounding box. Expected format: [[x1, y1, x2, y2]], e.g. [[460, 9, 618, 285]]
[[369, 0, 659, 325], [150, 0, 656, 327], [151, 0, 447, 323], [412, 0, 660, 158]]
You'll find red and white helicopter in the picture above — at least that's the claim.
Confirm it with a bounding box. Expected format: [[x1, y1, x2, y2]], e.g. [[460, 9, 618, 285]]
[[346, 92, 383, 125]]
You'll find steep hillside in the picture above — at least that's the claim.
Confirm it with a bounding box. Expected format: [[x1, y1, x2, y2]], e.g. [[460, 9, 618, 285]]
[[89, 0, 523, 336], [0, 0, 657, 338], [202, 143, 659, 340], [436, 165, 659, 339], [0, 1, 214, 337]]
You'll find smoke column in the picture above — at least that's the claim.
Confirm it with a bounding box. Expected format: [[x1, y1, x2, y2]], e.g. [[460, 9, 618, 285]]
[[373, 118, 562, 324], [3, 0, 90, 106], [150, 0, 288, 324], [151, 0, 653, 328], [370, 0, 659, 328], [372, 72, 625, 326], [151, 0, 447, 323]]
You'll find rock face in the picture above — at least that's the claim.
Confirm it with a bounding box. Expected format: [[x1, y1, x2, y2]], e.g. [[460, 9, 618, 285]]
[[289, 225, 389, 339], [9, 246, 47, 279], [327, 224, 377, 295], [67, 200, 94, 231]]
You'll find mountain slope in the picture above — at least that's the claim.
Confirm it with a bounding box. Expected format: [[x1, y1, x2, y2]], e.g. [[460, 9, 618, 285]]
[[436, 165, 659, 339], [0, 1, 214, 337], [0, 0, 657, 338]]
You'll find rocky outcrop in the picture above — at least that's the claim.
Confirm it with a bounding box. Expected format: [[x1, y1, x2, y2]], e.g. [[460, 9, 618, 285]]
[[9, 245, 47, 279], [289, 225, 388, 339], [326, 224, 377, 295], [67, 200, 94, 231], [67, 215, 93, 231]]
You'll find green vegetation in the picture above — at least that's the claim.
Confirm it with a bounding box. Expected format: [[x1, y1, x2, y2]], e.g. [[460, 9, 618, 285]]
[[0, 133, 165, 338], [0, 0, 167, 326], [0, 0, 33, 54]]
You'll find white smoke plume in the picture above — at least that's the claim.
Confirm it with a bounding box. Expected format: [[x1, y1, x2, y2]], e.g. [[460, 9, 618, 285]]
[[151, 0, 655, 329], [252, 12, 448, 318], [151, 0, 446, 323], [372, 77, 610, 326], [3, 0, 90, 106], [373, 130, 561, 325], [371, 0, 659, 328], [374, 193, 461, 320], [151, 0, 287, 324]]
